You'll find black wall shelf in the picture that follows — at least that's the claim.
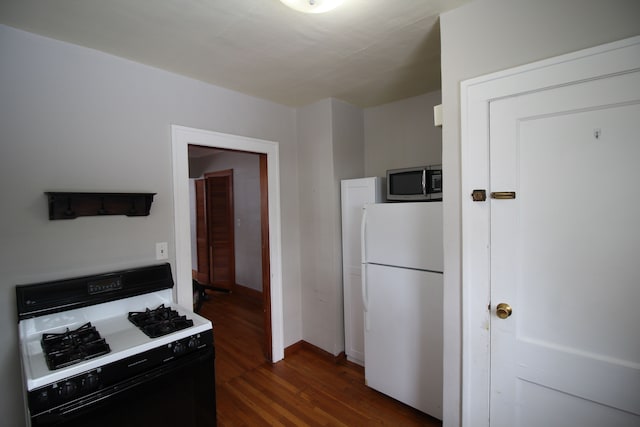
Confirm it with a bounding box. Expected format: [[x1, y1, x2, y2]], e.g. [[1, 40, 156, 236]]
[[46, 192, 156, 220]]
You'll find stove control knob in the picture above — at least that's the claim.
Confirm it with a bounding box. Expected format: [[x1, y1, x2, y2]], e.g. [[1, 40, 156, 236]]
[[187, 336, 199, 349], [83, 373, 100, 391], [173, 341, 185, 355], [36, 389, 50, 405], [59, 381, 78, 399]]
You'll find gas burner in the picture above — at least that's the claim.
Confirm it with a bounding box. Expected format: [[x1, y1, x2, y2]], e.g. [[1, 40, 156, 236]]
[[41, 322, 111, 370], [128, 304, 194, 338]]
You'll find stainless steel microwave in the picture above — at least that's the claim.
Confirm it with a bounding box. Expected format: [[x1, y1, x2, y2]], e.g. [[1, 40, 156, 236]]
[[386, 165, 442, 201]]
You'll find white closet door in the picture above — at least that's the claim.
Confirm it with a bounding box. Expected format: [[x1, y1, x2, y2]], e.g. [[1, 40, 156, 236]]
[[489, 70, 640, 427]]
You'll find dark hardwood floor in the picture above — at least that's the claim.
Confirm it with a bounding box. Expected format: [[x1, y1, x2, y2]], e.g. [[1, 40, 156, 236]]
[[198, 290, 441, 426]]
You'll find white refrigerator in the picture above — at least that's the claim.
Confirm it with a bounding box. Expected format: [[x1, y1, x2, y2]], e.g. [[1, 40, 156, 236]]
[[361, 202, 443, 419]]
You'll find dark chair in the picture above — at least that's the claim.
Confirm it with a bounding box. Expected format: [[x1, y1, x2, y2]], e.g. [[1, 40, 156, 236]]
[[192, 279, 230, 313]]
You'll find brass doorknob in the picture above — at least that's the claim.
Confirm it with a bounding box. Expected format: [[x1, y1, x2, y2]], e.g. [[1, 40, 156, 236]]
[[496, 303, 513, 319]]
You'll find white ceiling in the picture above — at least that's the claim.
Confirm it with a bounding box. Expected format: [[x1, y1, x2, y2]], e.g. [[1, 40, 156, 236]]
[[0, 0, 469, 108]]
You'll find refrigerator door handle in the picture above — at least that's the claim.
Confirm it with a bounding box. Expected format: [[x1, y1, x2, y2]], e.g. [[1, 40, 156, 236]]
[[361, 207, 370, 330], [362, 263, 370, 331]]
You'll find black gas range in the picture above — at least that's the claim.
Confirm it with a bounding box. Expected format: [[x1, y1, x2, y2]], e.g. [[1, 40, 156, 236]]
[[16, 263, 216, 427]]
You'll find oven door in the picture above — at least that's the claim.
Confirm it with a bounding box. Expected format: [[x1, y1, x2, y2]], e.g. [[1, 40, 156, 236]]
[[31, 348, 216, 427]]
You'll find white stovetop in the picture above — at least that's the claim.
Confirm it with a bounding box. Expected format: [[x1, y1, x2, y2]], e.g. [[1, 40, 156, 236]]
[[18, 289, 212, 391]]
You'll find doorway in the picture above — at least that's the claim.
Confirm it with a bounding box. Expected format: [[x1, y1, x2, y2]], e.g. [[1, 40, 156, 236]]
[[191, 149, 270, 361], [171, 125, 284, 363]]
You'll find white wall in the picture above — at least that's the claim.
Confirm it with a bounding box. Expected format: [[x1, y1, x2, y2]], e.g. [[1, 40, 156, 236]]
[[0, 25, 301, 426], [331, 99, 365, 353], [439, 1, 640, 426], [298, 98, 364, 355], [295, 92, 442, 356], [364, 91, 442, 177], [333, 100, 365, 182], [298, 99, 335, 352]]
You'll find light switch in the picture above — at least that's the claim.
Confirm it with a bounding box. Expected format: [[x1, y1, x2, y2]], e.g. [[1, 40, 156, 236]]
[[156, 242, 168, 260], [433, 104, 442, 127]]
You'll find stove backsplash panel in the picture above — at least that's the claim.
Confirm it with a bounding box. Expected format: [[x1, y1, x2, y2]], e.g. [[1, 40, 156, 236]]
[[16, 263, 174, 321]]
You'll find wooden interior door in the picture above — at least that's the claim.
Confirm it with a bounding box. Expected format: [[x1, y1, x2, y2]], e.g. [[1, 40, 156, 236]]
[[194, 179, 209, 285], [206, 169, 235, 290]]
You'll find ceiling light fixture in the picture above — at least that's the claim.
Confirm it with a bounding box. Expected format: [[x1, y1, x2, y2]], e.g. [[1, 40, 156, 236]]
[[279, 0, 344, 14]]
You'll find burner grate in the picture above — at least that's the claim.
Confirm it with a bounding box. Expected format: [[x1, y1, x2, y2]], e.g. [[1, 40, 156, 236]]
[[128, 304, 194, 338], [41, 322, 111, 370]]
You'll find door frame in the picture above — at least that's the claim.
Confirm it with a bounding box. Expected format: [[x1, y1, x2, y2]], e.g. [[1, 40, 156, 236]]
[[460, 36, 640, 426], [171, 125, 285, 363]]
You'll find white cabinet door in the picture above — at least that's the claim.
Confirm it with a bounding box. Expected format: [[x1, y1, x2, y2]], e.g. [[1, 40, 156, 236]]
[[489, 69, 640, 426], [341, 178, 383, 365], [364, 263, 443, 419]]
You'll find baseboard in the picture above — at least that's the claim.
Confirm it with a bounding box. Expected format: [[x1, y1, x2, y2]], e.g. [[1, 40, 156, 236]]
[[284, 340, 305, 358], [233, 283, 262, 301], [191, 272, 262, 299], [192, 269, 208, 284], [284, 340, 347, 364]]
